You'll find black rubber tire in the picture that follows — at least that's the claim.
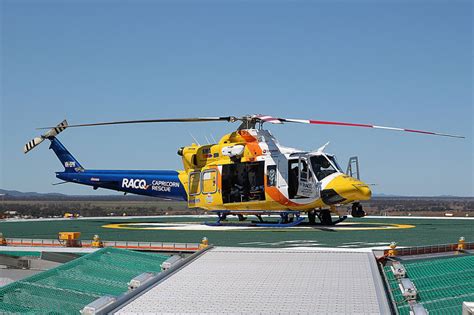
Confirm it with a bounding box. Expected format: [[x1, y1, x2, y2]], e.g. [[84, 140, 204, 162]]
[[308, 210, 316, 225], [351, 203, 366, 218], [320, 210, 333, 225]]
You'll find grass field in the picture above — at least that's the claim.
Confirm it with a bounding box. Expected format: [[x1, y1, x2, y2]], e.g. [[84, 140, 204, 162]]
[[0, 216, 472, 248]]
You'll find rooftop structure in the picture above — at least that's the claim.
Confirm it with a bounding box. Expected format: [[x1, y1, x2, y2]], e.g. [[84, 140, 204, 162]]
[[115, 247, 391, 314], [0, 216, 472, 313], [0, 248, 168, 313]]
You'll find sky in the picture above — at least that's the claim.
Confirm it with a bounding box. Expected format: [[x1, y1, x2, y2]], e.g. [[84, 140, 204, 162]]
[[1, 0, 472, 196]]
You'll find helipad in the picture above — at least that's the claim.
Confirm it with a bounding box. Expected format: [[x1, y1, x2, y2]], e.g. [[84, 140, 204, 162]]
[[0, 216, 472, 314], [0, 216, 472, 249]]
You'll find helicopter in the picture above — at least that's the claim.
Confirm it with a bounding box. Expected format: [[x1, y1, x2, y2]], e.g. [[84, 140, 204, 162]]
[[24, 115, 464, 227]]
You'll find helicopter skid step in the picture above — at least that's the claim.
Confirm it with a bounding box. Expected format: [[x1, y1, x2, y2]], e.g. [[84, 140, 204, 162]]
[[205, 210, 304, 228]]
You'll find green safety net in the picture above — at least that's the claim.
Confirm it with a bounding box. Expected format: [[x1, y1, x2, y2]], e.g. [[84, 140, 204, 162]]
[[0, 251, 41, 258], [0, 247, 169, 314], [384, 254, 474, 315]]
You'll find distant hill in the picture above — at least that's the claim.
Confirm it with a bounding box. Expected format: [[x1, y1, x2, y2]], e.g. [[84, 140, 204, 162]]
[[0, 189, 66, 198], [372, 193, 400, 197], [0, 189, 155, 201]]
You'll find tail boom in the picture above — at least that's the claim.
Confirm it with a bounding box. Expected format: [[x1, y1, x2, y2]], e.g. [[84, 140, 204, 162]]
[[56, 169, 187, 201]]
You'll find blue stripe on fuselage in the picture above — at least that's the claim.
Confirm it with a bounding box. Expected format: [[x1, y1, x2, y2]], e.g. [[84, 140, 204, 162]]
[[56, 169, 187, 201]]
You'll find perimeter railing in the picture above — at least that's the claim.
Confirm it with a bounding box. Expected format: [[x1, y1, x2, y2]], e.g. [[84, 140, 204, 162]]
[[382, 242, 474, 257], [4, 238, 201, 252]]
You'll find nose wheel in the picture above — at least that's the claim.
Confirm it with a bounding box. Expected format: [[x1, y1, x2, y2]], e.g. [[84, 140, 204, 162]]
[[318, 210, 333, 225], [351, 202, 366, 218], [308, 210, 317, 225]]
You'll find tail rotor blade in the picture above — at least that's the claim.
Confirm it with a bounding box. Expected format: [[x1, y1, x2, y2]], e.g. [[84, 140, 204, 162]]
[[44, 119, 68, 137], [24, 120, 68, 154], [24, 137, 45, 154]]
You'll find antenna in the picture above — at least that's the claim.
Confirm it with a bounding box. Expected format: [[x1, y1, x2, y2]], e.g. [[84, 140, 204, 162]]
[[189, 132, 200, 146], [204, 136, 211, 145], [316, 142, 330, 153], [210, 134, 217, 143]]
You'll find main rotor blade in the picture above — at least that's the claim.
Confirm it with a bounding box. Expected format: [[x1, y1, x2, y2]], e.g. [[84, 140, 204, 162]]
[[278, 118, 465, 139], [37, 116, 235, 129]]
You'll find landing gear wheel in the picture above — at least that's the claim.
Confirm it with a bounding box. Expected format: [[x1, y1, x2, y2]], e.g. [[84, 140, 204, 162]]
[[319, 210, 333, 225], [218, 213, 227, 222], [351, 202, 366, 218], [308, 210, 316, 225]]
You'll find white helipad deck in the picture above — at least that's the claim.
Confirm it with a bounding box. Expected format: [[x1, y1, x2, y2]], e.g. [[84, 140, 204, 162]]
[[115, 247, 390, 314]]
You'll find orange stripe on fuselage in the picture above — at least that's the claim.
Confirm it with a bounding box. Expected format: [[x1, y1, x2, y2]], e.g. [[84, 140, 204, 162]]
[[266, 186, 302, 207], [239, 130, 263, 157]]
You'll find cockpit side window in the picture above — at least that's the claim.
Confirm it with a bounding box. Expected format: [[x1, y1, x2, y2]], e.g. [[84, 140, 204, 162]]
[[310, 155, 339, 180]]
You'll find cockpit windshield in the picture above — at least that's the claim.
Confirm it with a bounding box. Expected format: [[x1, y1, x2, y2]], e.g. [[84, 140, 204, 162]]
[[327, 155, 342, 172], [310, 154, 341, 181]]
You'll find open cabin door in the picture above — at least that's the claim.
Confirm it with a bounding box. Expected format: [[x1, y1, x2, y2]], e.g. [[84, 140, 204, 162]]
[[295, 156, 320, 199], [221, 162, 265, 203]]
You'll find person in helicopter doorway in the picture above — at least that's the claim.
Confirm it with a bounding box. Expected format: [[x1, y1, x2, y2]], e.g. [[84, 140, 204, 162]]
[[230, 165, 250, 202], [247, 164, 264, 200]]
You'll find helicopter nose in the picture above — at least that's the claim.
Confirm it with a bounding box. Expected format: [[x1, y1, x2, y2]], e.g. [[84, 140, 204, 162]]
[[321, 174, 371, 205], [353, 184, 372, 201]]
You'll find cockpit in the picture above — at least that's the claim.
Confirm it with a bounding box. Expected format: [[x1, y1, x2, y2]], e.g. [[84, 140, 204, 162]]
[[309, 154, 342, 181], [288, 152, 343, 199]]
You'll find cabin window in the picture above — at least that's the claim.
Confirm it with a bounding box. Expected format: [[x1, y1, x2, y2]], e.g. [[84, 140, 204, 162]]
[[267, 165, 277, 187], [299, 158, 310, 181], [202, 169, 217, 194], [189, 171, 201, 195]]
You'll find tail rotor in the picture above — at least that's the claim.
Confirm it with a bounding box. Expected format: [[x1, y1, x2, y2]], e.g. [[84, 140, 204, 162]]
[[24, 120, 68, 154]]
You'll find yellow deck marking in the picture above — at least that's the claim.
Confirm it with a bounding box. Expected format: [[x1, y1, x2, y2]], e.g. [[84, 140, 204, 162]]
[[102, 222, 415, 231]]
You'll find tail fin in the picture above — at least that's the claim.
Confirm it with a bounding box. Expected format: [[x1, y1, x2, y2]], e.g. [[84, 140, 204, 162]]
[[49, 137, 84, 172], [24, 120, 68, 153]]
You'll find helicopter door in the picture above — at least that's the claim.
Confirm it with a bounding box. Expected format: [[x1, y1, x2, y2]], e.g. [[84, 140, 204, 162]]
[[296, 157, 318, 198], [187, 171, 201, 207], [201, 169, 218, 194]]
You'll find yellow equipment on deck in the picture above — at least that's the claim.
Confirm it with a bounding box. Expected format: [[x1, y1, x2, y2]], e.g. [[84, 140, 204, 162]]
[[199, 237, 209, 249], [457, 236, 466, 252], [91, 234, 104, 248], [0, 233, 6, 246], [387, 242, 398, 257], [58, 232, 82, 247]]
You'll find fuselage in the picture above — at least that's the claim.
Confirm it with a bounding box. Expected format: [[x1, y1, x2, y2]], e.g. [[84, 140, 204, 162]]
[[55, 128, 371, 212]]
